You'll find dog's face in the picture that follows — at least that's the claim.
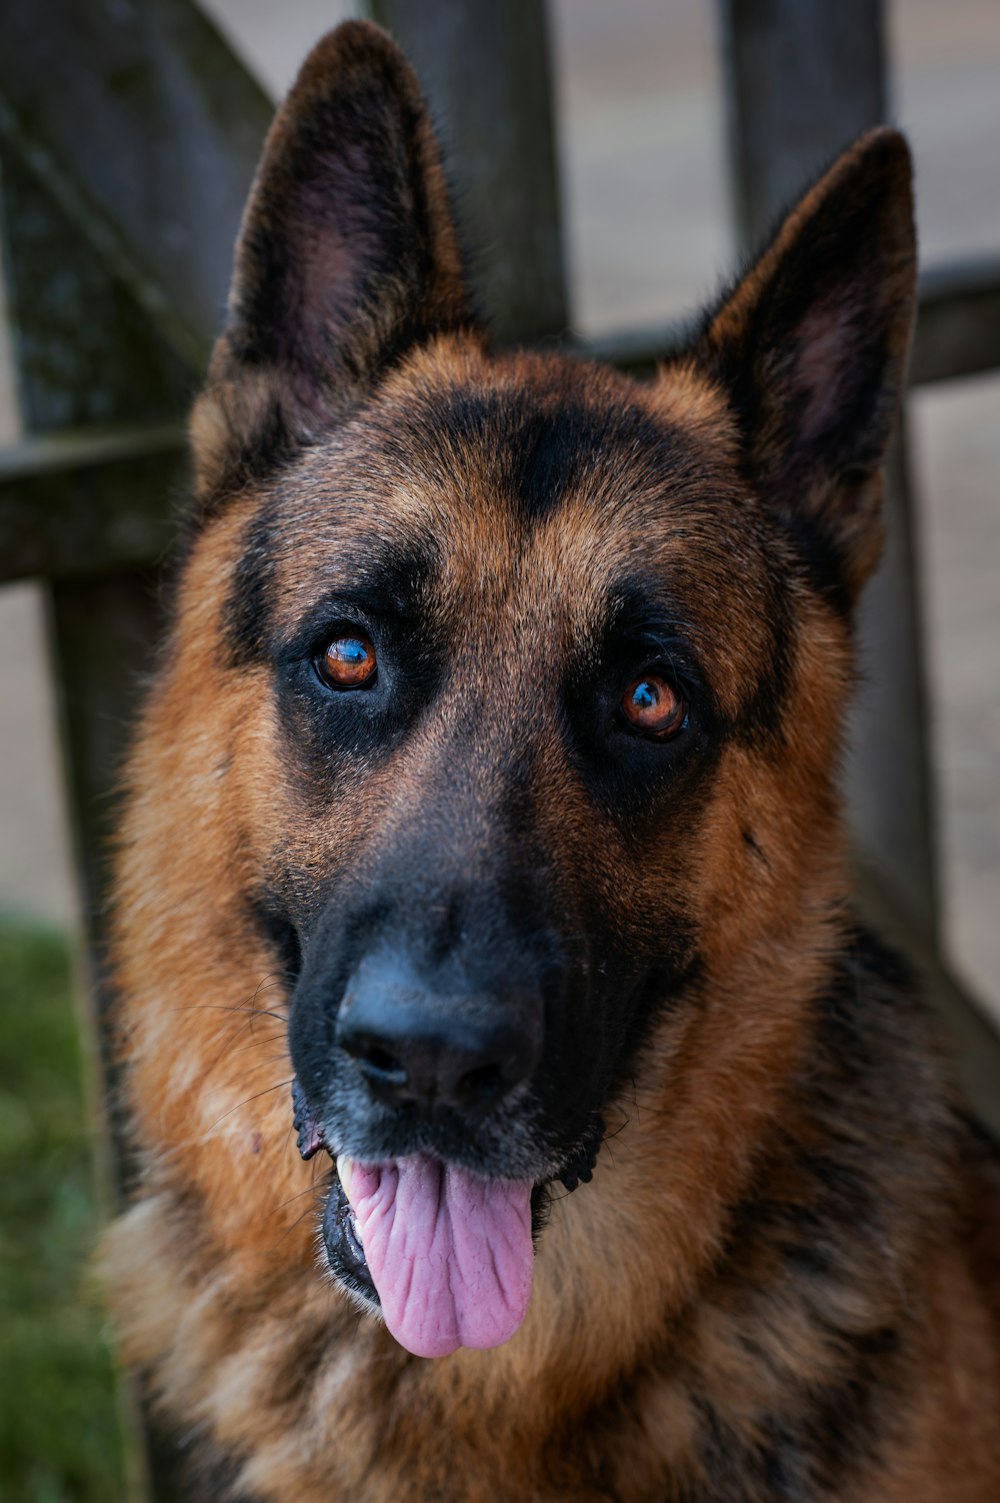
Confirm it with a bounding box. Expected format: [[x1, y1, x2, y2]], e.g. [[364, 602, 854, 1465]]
[[175, 24, 915, 1358]]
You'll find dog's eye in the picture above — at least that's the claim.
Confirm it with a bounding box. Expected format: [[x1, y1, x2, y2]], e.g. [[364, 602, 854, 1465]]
[[317, 632, 378, 689], [620, 675, 688, 739]]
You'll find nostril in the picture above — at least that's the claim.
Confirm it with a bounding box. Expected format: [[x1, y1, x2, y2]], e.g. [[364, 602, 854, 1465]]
[[342, 1030, 409, 1085], [363, 1043, 404, 1076], [458, 1061, 505, 1099], [454, 1052, 527, 1113]]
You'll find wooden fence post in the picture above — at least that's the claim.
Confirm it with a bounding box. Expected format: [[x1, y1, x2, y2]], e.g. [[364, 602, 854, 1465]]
[[0, 0, 272, 369], [0, 142, 193, 1500], [365, 0, 568, 346], [0, 8, 277, 1490]]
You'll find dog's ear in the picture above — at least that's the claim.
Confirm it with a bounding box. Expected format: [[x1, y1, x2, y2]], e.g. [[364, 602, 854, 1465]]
[[692, 128, 916, 605], [190, 20, 476, 508]]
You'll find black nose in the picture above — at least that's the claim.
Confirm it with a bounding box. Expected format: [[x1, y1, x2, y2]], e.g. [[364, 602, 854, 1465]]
[[336, 956, 540, 1121]]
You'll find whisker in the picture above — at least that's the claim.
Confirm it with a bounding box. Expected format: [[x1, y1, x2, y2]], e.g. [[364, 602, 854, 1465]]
[[207, 1078, 295, 1131], [180, 977, 291, 1087], [268, 1181, 329, 1220], [269, 1200, 323, 1254], [174, 1002, 288, 1025], [227, 1034, 288, 1059]]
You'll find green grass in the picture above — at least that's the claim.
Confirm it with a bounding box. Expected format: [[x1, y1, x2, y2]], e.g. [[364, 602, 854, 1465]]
[[0, 923, 128, 1502]]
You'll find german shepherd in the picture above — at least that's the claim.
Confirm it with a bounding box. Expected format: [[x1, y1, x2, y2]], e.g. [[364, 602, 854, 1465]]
[[103, 20, 1000, 1502]]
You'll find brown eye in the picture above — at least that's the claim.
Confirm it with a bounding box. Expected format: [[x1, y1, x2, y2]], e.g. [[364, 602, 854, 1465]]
[[317, 632, 377, 689], [621, 674, 688, 739]]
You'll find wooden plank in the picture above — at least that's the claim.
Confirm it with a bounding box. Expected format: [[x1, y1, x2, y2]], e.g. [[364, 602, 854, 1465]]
[[718, 0, 886, 253], [4, 251, 999, 588], [43, 572, 188, 1503], [365, 0, 568, 346], [43, 574, 167, 1197], [0, 0, 273, 369], [909, 255, 1000, 385], [586, 258, 1000, 388], [0, 149, 195, 429], [1, 123, 187, 1503], [848, 419, 939, 929], [0, 424, 184, 482], [0, 426, 186, 584]]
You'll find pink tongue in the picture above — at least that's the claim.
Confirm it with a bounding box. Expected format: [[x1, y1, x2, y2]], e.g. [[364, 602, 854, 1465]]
[[337, 1154, 534, 1359]]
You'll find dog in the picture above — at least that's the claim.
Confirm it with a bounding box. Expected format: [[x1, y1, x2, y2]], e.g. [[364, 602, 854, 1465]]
[[103, 19, 1000, 1502]]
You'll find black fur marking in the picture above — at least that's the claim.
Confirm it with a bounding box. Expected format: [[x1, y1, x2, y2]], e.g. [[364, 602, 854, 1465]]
[[270, 559, 446, 794], [224, 501, 279, 667], [558, 1114, 605, 1192], [730, 567, 797, 749], [516, 398, 685, 522], [599, 554, 795, 757], [779, 512, 855, 619], [252, 887, 303, 989], [274, 539, 439, 663], [682, 1279, 901, 1500], [741, 828, 770, 867], [407, 382, 693, 524]]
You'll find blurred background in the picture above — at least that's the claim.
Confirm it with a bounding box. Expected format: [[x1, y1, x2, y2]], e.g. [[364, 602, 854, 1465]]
[[0, 1, 997, 1497]]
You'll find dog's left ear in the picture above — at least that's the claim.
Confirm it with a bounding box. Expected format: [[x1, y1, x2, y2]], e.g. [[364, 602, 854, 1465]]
[[191, 21, 476, 509], [693, 128, 916, 604]]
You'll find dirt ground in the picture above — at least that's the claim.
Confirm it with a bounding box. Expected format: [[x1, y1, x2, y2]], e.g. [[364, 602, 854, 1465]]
[[1, 0, 997, 1015]]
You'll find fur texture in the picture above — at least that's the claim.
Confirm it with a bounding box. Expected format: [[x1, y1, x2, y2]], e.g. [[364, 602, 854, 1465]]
[[104, 21, 1000, 1501]]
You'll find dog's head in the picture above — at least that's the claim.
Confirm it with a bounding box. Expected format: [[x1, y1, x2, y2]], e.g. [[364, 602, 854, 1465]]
[[168, 22, 915, 1358]]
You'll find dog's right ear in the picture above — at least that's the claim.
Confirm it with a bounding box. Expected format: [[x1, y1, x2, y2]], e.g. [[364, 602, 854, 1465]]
[[190, 21, 476, 510], [690, 129, 916, 607]]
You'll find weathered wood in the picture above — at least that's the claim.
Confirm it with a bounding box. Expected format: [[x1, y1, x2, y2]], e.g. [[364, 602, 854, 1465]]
[[43, 572, 167, 1190], [909, 255, 1000, 385], [848, 420, 939, 930], [0, 122, 188, 1503], [0, 153, 184, 1180], [364, 0, 568, 346], [586, 258, 1000, 389], [0, 149, 195, 430], [718, 0, 887, 253], [718, 0, 938, 936], [43, 570, 184, 1503], [4, 249, 999, 587], [0, 425, 186, 583], [0, 0, 273, 369]]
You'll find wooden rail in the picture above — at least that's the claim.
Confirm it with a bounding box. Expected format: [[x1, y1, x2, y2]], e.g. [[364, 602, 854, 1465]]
[[0, 425, 186, 582], [3, 256, 999, 588]]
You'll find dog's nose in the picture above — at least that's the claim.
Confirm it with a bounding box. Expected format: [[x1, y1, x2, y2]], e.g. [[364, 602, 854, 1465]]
[[336, 958, 540, 1120]]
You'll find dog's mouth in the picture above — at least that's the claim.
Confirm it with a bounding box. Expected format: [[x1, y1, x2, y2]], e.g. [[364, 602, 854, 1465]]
[[293, 1080, 601, 1359]]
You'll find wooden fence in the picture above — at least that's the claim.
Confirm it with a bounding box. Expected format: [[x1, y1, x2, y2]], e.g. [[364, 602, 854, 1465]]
[[1, 0, 999, 1492]]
